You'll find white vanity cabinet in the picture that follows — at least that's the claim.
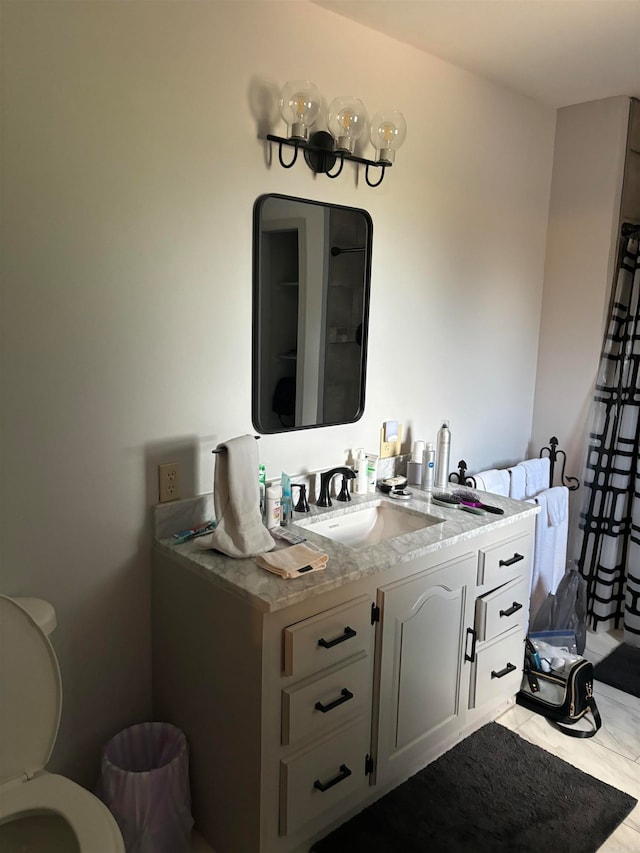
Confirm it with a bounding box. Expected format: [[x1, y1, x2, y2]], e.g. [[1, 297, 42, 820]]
[[152, 507, 535, 853], [469, 529, 534, 712], [373, 551, 477, 788]]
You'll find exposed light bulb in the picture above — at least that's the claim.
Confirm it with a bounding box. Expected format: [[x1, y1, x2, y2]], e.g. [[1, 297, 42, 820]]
[[327, 96, 367, 153], [369, 110, 407, 164], [278, 80, 321, 141]]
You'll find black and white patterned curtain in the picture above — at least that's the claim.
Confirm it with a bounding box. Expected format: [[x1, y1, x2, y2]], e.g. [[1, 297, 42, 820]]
[[576, 230, 640, 647]]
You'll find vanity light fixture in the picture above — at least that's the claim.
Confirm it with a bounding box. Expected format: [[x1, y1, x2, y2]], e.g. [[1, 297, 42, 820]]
[[266, 80, 406, 187], [278, 80, 321, 141]]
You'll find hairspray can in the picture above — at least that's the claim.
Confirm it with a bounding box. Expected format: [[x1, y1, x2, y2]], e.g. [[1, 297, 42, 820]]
[[422, 442, 435, 492], [435, 421, 451, 489]]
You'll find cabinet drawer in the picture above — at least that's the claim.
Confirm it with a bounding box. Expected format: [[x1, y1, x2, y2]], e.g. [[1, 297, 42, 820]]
[[475, 575, 529, 642], [283, 594, 373, 678], [470, 626, 524, 709], [478, 532, 532, 588], [282, 651, 371, 746], [279, 719, 370, 837]]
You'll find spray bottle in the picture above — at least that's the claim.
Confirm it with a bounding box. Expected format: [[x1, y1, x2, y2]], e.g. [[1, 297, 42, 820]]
[[435, 421, 451, 489]]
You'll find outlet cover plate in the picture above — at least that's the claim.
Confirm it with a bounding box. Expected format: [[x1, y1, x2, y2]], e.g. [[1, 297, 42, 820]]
[[158, 462, 180, 503]]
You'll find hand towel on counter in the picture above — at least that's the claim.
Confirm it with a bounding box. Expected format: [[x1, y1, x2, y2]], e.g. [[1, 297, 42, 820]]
[[473, 469, 510, 496], [197, 434, 275, 558], [518, 457, 551, 498], [508, 465, 527, 500], [255, 544, 328, 579]]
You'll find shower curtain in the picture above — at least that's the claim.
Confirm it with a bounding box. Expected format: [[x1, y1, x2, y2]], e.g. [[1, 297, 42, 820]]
[[576, 230, 640, 647]]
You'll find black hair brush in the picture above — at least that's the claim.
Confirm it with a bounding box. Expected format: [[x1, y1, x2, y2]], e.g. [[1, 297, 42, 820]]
[[431, 492, 486, 515], [452, 489, 505, 514]]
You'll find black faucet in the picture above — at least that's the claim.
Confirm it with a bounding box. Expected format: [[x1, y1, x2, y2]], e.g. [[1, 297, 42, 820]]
[[317, 467, 356, 507]]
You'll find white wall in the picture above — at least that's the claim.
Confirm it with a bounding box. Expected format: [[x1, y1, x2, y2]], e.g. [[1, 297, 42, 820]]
[[530, 96, 630, 536], [0, 0, 555, 785]]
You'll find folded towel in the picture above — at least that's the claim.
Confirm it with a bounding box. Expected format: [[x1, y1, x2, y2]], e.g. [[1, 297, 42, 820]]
[[518, 457, 551, 498], [508, 465, 527, 500], [255, 543, 328, 579], [473, 469, 510, 496], [544, 485, 568, 527], [197, 435, 275, 558]]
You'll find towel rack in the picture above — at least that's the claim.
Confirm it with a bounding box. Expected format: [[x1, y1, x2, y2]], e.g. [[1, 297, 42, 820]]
[[452, 436, 581, 492], [212, 436, 260, 454], [538, 436, 580, 491]]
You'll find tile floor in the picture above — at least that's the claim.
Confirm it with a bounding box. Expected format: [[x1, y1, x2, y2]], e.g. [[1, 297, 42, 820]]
[[190, 628, 640, 853], [497, 628, 640, 852]]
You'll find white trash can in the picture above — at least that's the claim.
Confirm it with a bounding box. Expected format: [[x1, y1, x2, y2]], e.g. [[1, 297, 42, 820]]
[[97, 722, 193, 853]]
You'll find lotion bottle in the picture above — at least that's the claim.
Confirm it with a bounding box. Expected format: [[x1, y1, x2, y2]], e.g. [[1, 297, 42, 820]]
[[265, 485, 281, 529], [435, 421, 451, 489], [355, 448, 368, 495]]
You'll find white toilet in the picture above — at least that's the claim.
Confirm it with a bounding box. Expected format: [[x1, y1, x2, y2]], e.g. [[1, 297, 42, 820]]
[[0, 595, 125, 852]]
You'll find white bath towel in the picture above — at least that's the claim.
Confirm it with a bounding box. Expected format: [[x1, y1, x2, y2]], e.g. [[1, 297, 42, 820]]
[[508, 465, 527, 500], [545, 485, 568, 527], [473, 469, 510, 496], [529, 487, 569, 619], [197, 435, 275, 558], [518, 457, 551, 498]]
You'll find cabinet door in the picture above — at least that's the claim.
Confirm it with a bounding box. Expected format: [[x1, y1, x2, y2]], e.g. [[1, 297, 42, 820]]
[[374, 552, 476, 788]]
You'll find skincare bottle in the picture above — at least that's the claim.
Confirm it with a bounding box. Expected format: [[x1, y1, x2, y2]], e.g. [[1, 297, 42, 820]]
[[265, 485, 281, 529], [367, 453, 379, 493], [258, 464, 266, 515], [422, 442, 435, 492], [280, 472, 292, 526], [355, 448, 368, 494], [435, 421, 451, 489], [407, 440, 425, 485]]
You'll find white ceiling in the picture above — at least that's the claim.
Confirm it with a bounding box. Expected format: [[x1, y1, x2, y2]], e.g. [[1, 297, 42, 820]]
[[312, 0, 640, 108]]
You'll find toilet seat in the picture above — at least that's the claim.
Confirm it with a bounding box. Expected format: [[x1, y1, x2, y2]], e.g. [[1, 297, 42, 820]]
[[0, 596, 124, 851], [0, 772, 125, 852]]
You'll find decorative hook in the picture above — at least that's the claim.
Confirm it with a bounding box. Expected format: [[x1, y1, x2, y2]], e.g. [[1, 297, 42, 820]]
[[365, 163, 386, 188], [326, 154, 345, 179], [277, 141, 299, 169]]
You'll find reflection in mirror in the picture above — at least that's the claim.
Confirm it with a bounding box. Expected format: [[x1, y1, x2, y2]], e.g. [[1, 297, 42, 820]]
[[252, 194, 372, 434]]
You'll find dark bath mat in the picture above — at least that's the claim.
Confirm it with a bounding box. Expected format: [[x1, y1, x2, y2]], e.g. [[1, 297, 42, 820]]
[[593, 643, 640, 698], [310, 722, 636, 853]]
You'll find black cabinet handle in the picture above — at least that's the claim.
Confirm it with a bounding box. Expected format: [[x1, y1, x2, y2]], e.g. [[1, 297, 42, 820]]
[[464, 627, 477, 663], [499, 601, 523, 618], [315, 688, 354, 714], [499, 553, 524, 567], [491, 662, 517, 679], [318, 626, 356, 649], [313, 764, 352, 792]]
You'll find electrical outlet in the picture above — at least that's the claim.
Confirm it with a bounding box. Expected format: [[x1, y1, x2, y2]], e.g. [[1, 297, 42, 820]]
[[158, 462, 180, 503]]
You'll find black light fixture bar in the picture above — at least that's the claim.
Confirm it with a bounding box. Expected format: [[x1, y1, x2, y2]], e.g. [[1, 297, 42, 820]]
[[266, 131, 389, 188]]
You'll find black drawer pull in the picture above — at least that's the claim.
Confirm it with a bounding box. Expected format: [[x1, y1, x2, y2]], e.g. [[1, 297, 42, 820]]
[[499, 601, 523, 618], [464, 627, 477, 663], [318, 626, 356, 649], [499, 553, 524, 567], [491, 662, 517, 679], [315, 688, 354, 714], [313, 764, 352, 792]]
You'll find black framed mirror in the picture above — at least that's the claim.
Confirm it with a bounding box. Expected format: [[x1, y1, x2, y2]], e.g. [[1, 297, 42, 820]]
[[252, 194, 372, 434]]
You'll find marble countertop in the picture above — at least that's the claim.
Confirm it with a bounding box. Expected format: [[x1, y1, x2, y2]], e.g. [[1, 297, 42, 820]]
[[154, 486, 539, 614]]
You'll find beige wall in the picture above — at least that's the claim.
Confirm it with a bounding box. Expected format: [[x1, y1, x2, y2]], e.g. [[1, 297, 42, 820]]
[[531, 96, 630, 540], [1, 0, 555, 784]]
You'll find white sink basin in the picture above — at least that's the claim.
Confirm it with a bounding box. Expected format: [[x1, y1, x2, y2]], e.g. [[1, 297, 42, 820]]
[[296, 501, 444, 550]]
